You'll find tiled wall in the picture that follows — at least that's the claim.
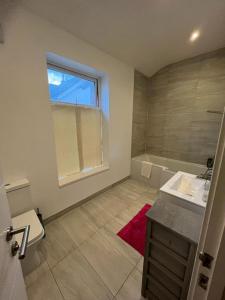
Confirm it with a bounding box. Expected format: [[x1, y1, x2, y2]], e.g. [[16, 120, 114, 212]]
[[131, 71, 148, 157], [147, 48, 225, 164], [132, 48, 225, 164]]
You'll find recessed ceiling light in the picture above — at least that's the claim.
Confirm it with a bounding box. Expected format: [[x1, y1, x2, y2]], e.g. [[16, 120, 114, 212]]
[[189, 30, 200, 42]]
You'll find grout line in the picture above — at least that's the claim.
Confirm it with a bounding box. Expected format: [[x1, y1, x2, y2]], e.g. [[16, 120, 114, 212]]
[[75, 225, 139, 295], [75, 248, 114, 298], [38, 251, 66, 300], [78, 244, 121, 298], [49, 265, 66, 300], [76, 212, 142, 295], [114, 261, 139, 298], [135, 257, 144, 275], [46, 246, 76, 270]]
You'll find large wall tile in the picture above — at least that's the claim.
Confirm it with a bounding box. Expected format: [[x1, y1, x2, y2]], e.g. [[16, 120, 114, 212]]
[[131, 71, 148, 157], [200, 54, 225, 78], [195, 94, 225, 112], [197, 76, 225, 96], [145, 48, 225, 164], [134, 70, 148, 92]]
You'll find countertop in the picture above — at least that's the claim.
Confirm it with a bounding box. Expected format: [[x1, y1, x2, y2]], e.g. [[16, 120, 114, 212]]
[[146, 198, 204, 244]]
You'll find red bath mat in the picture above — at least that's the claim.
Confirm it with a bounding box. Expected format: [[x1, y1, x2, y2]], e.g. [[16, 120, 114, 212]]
[[117, 204, 152, 256]]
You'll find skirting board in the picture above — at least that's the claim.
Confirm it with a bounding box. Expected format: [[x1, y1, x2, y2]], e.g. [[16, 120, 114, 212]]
[[44, 176, 130, 224]]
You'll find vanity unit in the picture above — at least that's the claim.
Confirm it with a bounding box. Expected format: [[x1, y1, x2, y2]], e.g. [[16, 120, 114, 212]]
[[160, 171, 210, 215], [141, 198, 204, 300], [160, 171, 208, 215]]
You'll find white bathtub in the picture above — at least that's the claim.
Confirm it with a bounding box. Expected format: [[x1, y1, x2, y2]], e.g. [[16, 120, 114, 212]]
[[131, 154, 207, 189]]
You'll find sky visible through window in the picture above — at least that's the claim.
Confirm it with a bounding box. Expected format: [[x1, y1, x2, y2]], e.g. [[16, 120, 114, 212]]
[[47, 68, 97, 106]]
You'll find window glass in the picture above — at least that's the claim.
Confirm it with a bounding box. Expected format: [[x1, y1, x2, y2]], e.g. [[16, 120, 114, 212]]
[[47, 67, 97, 107]]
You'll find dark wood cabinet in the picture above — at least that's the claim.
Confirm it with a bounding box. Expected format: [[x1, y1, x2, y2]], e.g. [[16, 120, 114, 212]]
[[141, 199, 204, 300]]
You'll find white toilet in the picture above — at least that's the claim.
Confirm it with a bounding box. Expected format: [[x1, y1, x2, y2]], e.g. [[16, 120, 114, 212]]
[[5, 179, 45, 275], [12, 210, 45, 275]]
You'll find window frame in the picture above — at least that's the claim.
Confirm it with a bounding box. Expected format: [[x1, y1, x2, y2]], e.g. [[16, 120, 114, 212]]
[[47, 63, 100, 108], [48, 62, 107, 186]]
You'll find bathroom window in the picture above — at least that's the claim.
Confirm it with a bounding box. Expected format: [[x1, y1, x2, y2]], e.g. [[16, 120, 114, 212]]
[[47, 64, 103, 183], [47, 65, 98, 107]]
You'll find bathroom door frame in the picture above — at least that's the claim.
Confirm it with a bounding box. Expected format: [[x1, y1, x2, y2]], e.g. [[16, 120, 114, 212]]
[[188, 108, 225, 300]]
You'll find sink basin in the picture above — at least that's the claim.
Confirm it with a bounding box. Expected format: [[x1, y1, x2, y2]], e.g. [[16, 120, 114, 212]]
[[160, 171, 208, 214]]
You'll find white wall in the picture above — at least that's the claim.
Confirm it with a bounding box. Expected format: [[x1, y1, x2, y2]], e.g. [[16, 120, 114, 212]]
[[0, 8, 134, 219]]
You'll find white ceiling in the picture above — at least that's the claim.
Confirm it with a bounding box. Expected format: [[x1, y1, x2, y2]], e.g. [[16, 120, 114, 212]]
[[22, 0, 225, 76]]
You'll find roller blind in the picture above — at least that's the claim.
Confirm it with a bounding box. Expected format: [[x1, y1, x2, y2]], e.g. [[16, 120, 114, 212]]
[[52, 105, 80, 177], [77, 107, 102, 169], [52, 104, 102, 178]]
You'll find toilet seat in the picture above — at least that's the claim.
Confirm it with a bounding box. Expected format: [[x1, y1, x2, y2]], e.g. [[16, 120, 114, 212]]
[[12, 210, 45, 246]]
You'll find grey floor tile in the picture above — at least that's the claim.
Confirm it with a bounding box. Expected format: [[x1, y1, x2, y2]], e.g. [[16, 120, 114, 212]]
[[58, 207, 98, 246], [26, 262, 63, 300], [135, 191, 158, 206], [136, 257, 144, 274], [80, 230, 134, 296], [92, 192, 128, 217], [101, 221, 141, 265], [103, 217, 127, 234], [116, 268, 144, 300], [111, 184, 142, 202], [25, 260, 48, 288], [52, 248, 113, 300], [39, 219, 76, 268], [81, 198, 113, 228], [26, 179, 149, 300], [114, 204, 146, 226], [120, 179, 150, 194]]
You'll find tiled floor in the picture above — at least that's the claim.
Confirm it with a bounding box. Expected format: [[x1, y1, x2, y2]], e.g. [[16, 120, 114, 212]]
[[25, 179, 158, 300]]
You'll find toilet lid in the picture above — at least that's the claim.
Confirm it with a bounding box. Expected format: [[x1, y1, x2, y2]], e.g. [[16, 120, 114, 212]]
[[12, 210, 44, 246]]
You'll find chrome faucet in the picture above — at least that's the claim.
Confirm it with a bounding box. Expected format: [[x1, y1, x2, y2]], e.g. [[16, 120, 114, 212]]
[[197, 168, 212, 181], [197, 157, 214, 181]]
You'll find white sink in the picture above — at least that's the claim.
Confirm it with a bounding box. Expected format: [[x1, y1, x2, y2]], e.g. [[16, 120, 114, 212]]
[[160, 171, 209, 214]]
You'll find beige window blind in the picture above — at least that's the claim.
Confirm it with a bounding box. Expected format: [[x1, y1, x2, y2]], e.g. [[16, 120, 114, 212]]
[[77, 107, 102, 170], [52, 104, 102, 178]]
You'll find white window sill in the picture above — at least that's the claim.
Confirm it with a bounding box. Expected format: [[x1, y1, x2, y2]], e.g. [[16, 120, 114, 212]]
[[58, 165, 109, 188]]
